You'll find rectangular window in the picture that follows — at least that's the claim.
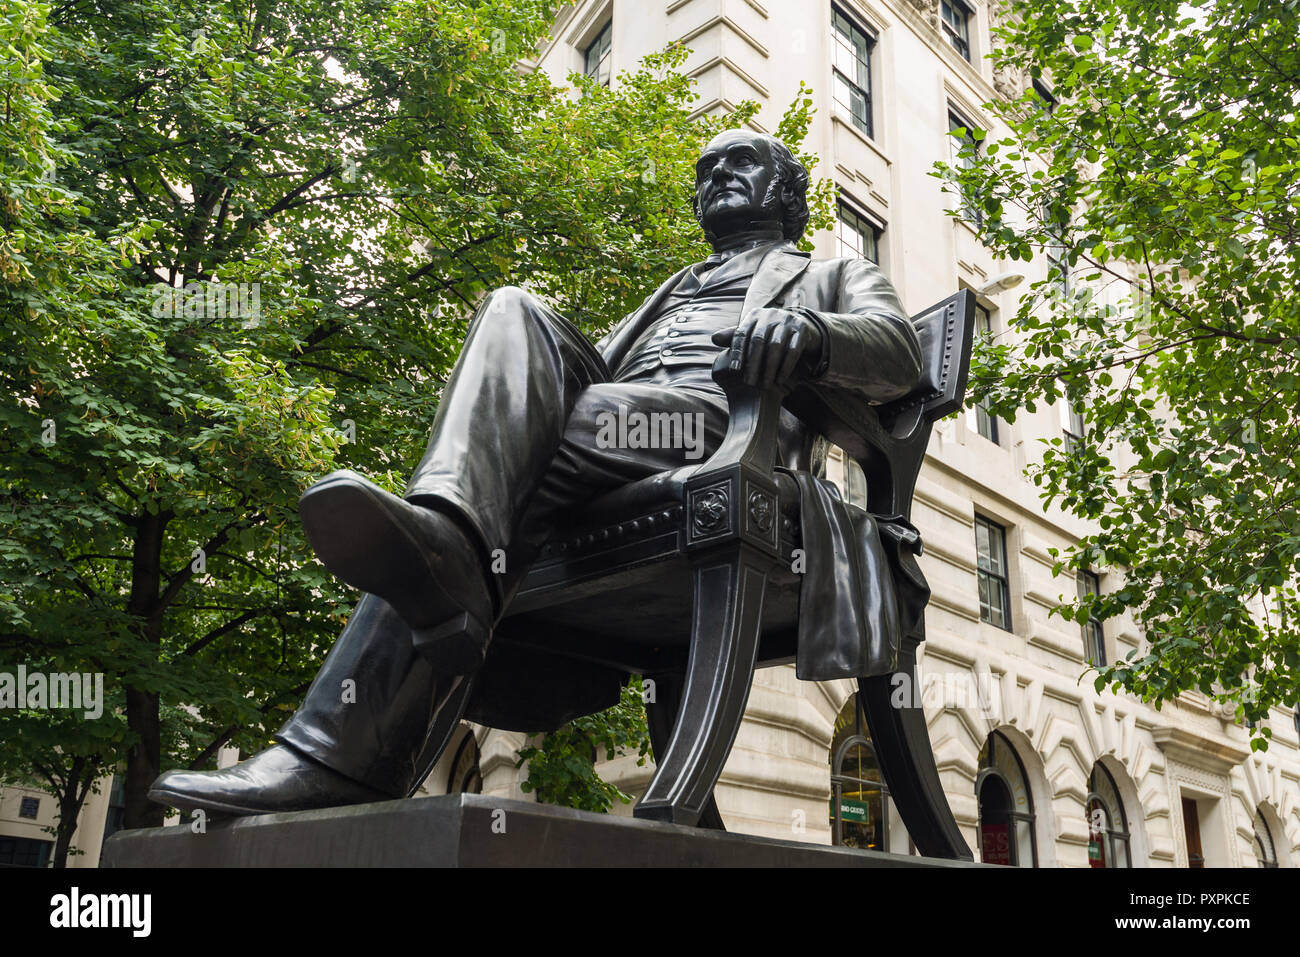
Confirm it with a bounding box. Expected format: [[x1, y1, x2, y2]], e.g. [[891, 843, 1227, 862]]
[[975, 516, 1012, 630], [0, 836, 52, 868], [1044, 200, 1070, 295], [974, 303, 999, 444], [1047, 243, 1069, 294], [1078, 571, 1105, 665], [18, 796, 39, 819], [1032, 78, 1057, 115], [836, 200, 882, 265], [1063, 403, 1085, 453], [940, 0, 973, 62], [583, 20, 612, 87], [832, 6, 875, 138], [948, 111, 983, 227]]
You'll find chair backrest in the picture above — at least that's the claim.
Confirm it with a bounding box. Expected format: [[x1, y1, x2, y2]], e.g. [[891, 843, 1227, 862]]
[[784, 290, 975, 519], [881, 290, 977, 427]]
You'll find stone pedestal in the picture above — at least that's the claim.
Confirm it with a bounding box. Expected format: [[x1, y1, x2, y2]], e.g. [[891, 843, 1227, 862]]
[[102, 794, 985, 868]]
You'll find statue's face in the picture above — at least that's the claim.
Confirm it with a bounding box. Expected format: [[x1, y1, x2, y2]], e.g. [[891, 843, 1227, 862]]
[[694, 131, 782, 241]]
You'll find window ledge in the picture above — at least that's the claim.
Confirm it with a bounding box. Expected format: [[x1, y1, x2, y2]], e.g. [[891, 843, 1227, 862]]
[[970, 433, 1008, 452], [831, 113, 892, 168]]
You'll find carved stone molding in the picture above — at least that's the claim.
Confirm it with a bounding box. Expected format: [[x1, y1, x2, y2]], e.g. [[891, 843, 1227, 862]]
[[1151, 726, 1250, 776], [992, 62, 1026, 101], [905, 0, 940, 29]]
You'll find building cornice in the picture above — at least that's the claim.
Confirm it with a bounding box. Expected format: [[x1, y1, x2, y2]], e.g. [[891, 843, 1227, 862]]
[[1151, 726, 1250, 775]]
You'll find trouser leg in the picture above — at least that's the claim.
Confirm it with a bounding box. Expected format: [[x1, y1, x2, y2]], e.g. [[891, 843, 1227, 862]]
[[278, 288, 608, 794], [403, 286, 610, 585], [276, 593, 442, 796], [277, 292, 729, 795]]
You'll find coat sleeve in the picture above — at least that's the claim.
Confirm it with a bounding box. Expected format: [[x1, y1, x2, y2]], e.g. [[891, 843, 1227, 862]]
[[797, 258, 923, 403]]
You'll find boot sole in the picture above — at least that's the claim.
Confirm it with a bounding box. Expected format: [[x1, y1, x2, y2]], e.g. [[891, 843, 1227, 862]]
[[300, 473, 492, 672], [147, 785, 276, 817], [147, 784, 389, 818]]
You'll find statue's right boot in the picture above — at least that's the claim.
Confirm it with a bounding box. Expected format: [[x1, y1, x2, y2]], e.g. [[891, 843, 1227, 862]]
[[147, 744, 391, 817], [298, 469, 498, 675]]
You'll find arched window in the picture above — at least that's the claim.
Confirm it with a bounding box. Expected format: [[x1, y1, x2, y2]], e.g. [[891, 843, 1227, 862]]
[[977, 730, 1037, 866], [1254, 809, 1279, 868], [447, 730, 483, 795], [829, 695, 890, 852], [1087, 763, 1132, 868]]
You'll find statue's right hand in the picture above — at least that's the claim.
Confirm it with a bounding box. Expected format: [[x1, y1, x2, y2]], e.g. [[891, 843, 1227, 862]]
[[711, 309, 824, 389]]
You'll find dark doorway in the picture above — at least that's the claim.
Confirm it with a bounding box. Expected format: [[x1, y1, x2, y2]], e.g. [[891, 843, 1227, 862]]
[[978, 773, 1015, 865], [1181, 797, 1204, 868]]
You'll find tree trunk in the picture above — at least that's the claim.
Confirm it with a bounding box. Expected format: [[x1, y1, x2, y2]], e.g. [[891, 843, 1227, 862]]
[[122, 510, 168, 829], [52, 822, 76, 869], [51, 756, 90, 868], [123, 686, 164, 829]]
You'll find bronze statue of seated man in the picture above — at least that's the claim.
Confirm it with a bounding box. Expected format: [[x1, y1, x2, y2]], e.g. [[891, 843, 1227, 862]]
[[149, 129, 923, 816]]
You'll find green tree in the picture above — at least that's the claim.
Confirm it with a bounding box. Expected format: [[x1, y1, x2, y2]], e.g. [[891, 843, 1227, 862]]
[[0, 0, 143, 866], [1, 0, 834, 851], [937, 0, 1300, 745], [516, 679, 652, 814]]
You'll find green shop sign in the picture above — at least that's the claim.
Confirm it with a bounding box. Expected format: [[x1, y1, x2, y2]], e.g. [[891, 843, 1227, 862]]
[[839, 799, 870, 823]]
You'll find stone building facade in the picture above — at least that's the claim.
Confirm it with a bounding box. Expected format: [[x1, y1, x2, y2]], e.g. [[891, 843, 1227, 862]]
[[415, 0, 1300, 868], [0, 779, 116, 868]]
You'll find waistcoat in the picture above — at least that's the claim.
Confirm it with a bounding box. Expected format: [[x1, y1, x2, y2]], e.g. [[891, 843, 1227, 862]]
[[614, 242, 775, 389]]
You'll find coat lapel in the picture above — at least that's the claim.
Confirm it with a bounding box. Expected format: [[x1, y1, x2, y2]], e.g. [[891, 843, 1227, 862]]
[[742, 243, 812, 318], [597, 264, 692, 369], [599, 243, 811, 371]]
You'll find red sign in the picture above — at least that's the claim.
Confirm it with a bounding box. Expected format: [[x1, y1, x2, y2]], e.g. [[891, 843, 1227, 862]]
[[981, 822, 1011, 865]]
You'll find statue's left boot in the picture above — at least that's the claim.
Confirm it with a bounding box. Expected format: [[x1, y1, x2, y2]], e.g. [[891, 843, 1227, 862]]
[[298, 469, 498, 674], [148, 744, 391, 816]]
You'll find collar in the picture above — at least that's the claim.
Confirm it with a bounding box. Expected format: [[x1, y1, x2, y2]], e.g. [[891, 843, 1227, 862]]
[[704, 234, 786, 266]]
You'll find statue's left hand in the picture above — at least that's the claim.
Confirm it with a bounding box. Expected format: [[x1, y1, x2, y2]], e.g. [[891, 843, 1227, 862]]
[[712, 308, 825, 389]]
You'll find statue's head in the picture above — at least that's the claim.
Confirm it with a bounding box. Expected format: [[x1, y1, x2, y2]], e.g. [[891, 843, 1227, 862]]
[[693, 130, 810, 247]]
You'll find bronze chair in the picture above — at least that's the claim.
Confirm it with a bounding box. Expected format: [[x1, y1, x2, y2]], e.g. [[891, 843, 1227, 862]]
[[410, 290, 975, 860]]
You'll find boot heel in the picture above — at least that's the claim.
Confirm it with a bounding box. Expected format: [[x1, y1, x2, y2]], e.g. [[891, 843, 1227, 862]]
[[412, 613, 491, 675]]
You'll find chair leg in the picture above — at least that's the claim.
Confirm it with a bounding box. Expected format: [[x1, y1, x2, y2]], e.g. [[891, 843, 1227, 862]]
[[857, 639, 973, 860], [643, 672, 725, 830], [403, 674, 478, 798], [634, 547, 768, 827]]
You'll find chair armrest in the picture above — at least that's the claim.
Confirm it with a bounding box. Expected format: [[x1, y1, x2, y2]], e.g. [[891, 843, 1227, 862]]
[[678, 357, 788, 557], [690, 358, 788, 479]]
